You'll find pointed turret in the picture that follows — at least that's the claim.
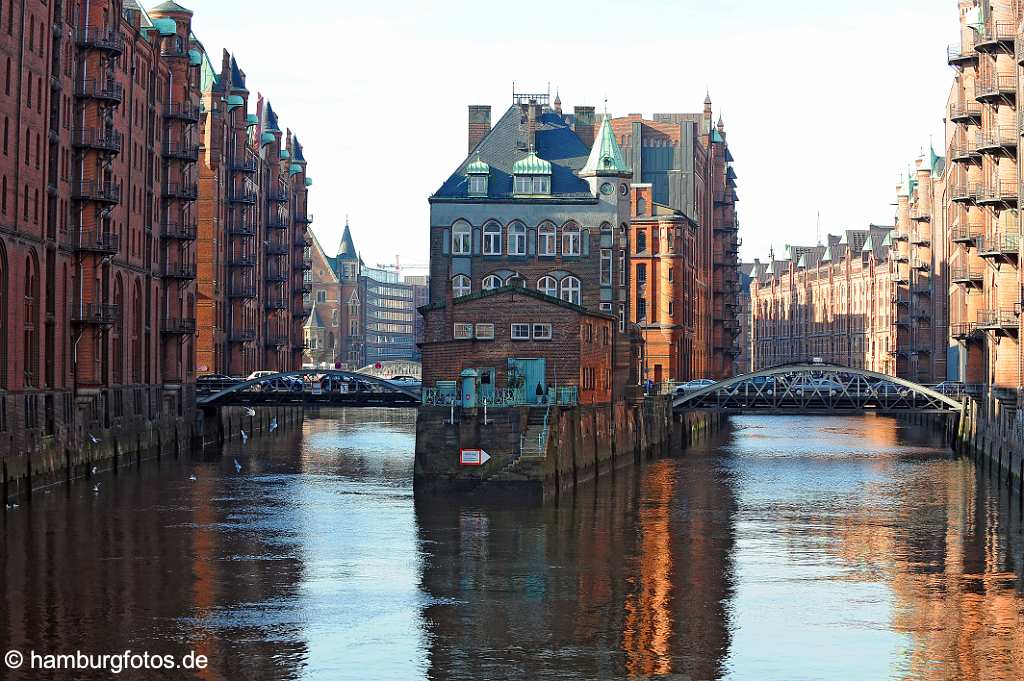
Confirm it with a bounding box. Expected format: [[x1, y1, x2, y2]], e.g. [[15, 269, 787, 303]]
[[337, 221, 358, 261], [553, 89, 562, 115], [581, 115, 630, 177]]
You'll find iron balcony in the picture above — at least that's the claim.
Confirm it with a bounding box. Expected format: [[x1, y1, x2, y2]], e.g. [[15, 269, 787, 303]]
[[73, 181, 121, 204], [265, 335, 288, 348], [1018, 36, 1024, 65], [67, 230, 120, 255], [163, 263, 197, 279], [293, 235, 312, 248], [910, 234, 930, 246], [890, 232, 909, 242], [976, 127, 1017, 155], [230, 188, 258, 204], [163, 182, 198, 200], [161, 317, 197, 335], [911, 258, 930, 271], [890, 252, 909, 263], [164, 143, 200, 162], [228, 284, 257, 298], [160, 37, 189, 59], [267, 187, 289, 203], [228, 329, 257, 343], [974, 21, 1016, 52], [75, 79, 124, 104], [76, 27, 125, 54], [909, 209, 931, 222], [950, 184, 979, 204], [266, 242, 289, 256], [947, 41, 977, 66], [72, 127, 122, 153], [976, 179, 1018, 207], [977, 232, 1020, 258], [161, 222, 197, 241], [975, 74, 1016, 104], [265, 298, 289, 311], [164, 103, 201, 123], [949, 101, 982, 123], [231, 155, 258, 173], [265, 269, 288, 282], [227, 221, 256, 237], [950, 266, 984, 285], [977, 308, 1019, 332], [950, 224, 982, 243], [294, 256, 312, 271], [951, 322, 981, 340], [228, 255, 257, 268], [266, 213, 288, 229], [71, 303, 120, 325], [949, 140, 981, 164]]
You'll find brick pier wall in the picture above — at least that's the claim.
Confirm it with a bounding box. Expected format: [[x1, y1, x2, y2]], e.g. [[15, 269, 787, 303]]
[[954, 398, 1023, 495], [414, 397, 721, 498]]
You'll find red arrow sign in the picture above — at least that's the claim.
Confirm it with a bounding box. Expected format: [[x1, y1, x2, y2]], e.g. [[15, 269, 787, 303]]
[[459, 448, 491, 466]]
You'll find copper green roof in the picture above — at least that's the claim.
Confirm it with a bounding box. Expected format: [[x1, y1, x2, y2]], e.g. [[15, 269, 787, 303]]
[[226, 95, 244, 110], [861, 235, 874, 252], [820, 246, 832, 262], [512, 150, 551, 175], [581, 116, 629, 175], [289, 163, 303, 175], [188, 49, 202, 66], [466, 155, 489, 174], [246, 114, 258, 126], [280, 149, 290, 160], [151, 17, 176, 36], [260, 131, 276, 146], [304, 177, 313, 187]]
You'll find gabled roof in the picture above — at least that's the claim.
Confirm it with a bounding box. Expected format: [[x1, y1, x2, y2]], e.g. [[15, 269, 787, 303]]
[[150, 0, 193, 14], [230, 55, 247, 93], [432, 105, 593, 200], [581, 115, 629, 176]]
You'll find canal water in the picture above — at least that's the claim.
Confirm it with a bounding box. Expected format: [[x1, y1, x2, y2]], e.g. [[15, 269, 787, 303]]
[[2, 411, 1023, 680]]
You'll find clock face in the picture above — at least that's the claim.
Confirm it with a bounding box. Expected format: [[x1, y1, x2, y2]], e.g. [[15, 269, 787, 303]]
[[600, 182, 613, 195], [620, 183, 628, 196]]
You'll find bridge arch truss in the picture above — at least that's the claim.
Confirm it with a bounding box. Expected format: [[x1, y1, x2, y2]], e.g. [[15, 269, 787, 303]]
[[197, 369, 420, 407]]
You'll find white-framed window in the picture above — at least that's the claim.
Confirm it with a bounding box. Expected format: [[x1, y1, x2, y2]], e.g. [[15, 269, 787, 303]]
[[452, 221, 471, 255], [618, 303, 625, 332], [483, 221, 501, 255], [511, 323, 530, 340], [468, 175, 487, 196], [452, 274, 471, 298], [618, 251, 625, 285], [475, 323, 494, 340], [515, 175, 550, 194], [560, 276, 581, 305], [538, 222, 557, 255], [562, 222, 581, 256], [635, 230, 646, 253], [533, 323, 552, 340], [482, 274, 503, 290], [453, 323, 473, 339], [507, 222, 527, 255], [599, 302, 613, 313], [600, 248, 612, 286], [537, 276, 558, 298]]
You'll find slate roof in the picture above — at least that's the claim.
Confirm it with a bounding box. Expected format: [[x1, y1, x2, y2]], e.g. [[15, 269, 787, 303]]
[[230, 56, 247, 92], [432, 105, 594, 200], [150, 1, 192, 14], [304, 308, 325, 329], [336, 223, 358, 261]]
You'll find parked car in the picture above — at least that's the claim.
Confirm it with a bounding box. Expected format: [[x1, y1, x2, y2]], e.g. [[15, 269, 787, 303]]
[[674, 379, 717, 396], [247, 370, 303, 393], [869, 380, 910, 397], [791, 378, 843, 397], [388, 375, 422, 389], [728, 375, 776, 397], [932, 381, 964, 396], [196, 373, 239, 392], [320, 375, 371, 393]]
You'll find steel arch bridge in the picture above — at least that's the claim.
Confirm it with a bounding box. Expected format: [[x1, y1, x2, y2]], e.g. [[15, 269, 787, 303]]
[[197, 369, 420, 407], [672, 363, 964, 415]]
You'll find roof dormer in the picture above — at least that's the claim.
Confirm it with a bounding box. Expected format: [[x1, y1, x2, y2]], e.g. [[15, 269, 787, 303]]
[[466, 154, 490, 197], [512, 151, 551, 196]]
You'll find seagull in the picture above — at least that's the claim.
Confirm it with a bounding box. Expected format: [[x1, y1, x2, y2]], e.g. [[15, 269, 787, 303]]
[[269, 417, 278, 433], [189, 474, 197, 481], [88, 433, 99, 444], [234, 458, 242, 473], [91, 466, 97, 476], [92, 483, 101, 494], [6, 503, 17, 509], [240, 429, 249, 444], [243, 407, 256, 417]]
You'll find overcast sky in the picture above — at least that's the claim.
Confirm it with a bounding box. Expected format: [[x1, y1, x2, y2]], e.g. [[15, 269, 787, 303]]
[[185, 0, 955, 268]]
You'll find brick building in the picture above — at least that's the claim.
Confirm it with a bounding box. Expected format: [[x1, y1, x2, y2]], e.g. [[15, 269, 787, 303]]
[[422, 92, 637, 401], [750, 227, 902, 373], [195, 49, 312, 377], [302, 231, 339, 367], [610, 94, 741, 380], [945, 0, 1020, 398]]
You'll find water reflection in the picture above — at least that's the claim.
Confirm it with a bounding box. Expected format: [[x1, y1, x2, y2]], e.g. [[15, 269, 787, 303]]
[[1, 411, 1022, 680]]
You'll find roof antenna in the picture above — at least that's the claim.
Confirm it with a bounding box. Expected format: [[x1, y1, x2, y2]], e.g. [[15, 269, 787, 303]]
[[816, 211, 821, 246]]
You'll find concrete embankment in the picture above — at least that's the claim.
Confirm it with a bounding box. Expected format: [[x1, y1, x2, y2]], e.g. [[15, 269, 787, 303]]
[[414, 396, 721, 499], [954, 397, 1023, 494]]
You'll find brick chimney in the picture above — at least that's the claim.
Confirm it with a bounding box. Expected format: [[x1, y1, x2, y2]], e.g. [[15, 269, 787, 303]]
[[526, 99, 539, 150], [468, 105, 491, 153], [574, 106, 595, 149]]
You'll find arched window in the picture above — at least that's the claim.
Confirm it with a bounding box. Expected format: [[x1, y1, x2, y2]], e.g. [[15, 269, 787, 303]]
[[635, 230, 646, 253], [505, 273, 525, 288], [560, 276, 581, 305], [452, 274, 471, 298], [561, 221, 581, 256], [537, 222, 557, 255], [482, 221, 501, 255], [637, 197, 647, 215], [507, 221, 526, 255], [113, 276, 124, 384], [23, 253, 37, 387], [451, 220, 471, 255], [537, 276, 558, 298], [482, 274, 503, 290]]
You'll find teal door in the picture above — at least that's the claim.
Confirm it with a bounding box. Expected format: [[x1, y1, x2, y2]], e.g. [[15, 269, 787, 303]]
[[478, 367, 496, 403], [509, 358, 546, 404]]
